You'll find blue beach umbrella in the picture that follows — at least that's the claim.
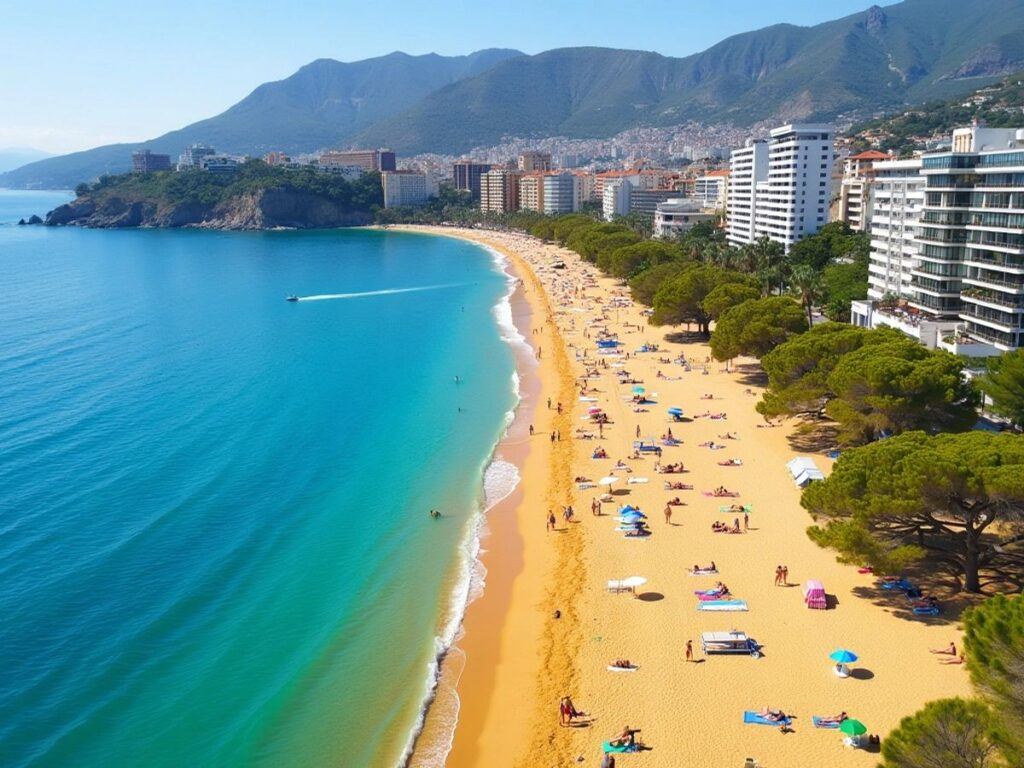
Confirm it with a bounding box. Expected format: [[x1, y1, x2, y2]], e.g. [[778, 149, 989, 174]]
[[667, 407, 683, 416], [829, 649, 858, 664], [632, 385, 645, 394]]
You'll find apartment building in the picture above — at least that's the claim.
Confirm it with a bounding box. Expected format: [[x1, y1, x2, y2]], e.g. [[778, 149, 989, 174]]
[[177, 144, 216, 170], [852, 123, 1024, 355], [518, 173, 545, 212], [865, 158, 925, 302], [542, 172, 577, 214], [320, 149, 396, 173], [452, 161, 492, 200], [838, 150, 890, 231], [382, 171, 432, 208], [752, 124, 835, 250], [726, 139, 768, 247], [480, 169, 522, 213], [518, 151, 552, 172], [132, 150, 172, 173], [572, 172, 596, 205], [602, 178, 631, 220], [654, 198, 715, 239], [694, 169, 730, 209]]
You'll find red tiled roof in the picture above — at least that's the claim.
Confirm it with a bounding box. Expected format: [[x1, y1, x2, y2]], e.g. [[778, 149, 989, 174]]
[[848, 150, 890, 160], [705, 169, 731, 177]]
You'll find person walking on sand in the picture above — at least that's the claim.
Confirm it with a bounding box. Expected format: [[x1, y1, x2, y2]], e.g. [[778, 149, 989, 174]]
[[744, 511, 749, 531], [547, 397, 552, 410], [781, 565, 789, 586], [685, 639, 693, 662], [774, 565, 783, 586], [557, 402, 563, 414], [636, 425, 641, 438], [529, 424, 534, 436], [664, 504, 672, 525], [550, 432, 556, 444], [547, 510, 556, 532]]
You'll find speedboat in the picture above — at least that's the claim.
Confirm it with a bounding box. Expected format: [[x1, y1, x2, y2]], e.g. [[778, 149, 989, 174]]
[[286, 295, 299, 302]]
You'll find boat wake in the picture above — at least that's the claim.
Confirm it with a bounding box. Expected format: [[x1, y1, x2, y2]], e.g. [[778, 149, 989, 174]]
[[296, 284, 462, 301]]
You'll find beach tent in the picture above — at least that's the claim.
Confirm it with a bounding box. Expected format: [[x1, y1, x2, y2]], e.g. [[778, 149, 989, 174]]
[[803, 580, 827, 610], [786, 457, 825, 487]]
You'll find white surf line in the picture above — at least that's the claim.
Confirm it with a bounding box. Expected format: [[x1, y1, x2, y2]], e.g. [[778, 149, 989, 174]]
[[297, 283, 464, 301]]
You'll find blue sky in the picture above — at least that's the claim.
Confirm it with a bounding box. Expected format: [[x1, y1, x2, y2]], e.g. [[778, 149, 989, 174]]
[[2, 0, 881, 154]]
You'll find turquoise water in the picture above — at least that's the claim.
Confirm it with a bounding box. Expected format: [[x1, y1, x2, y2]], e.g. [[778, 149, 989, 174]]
[[0, 193, 519, 767]]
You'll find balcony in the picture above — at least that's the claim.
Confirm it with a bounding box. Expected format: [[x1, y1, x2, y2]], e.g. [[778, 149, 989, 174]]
[[960, 323, 1021, 350], [961, 288, 1024, 311], [960, 305, 1023, 332]]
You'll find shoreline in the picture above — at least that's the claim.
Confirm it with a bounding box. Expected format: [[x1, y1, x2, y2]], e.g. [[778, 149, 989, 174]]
[[387, 225, 582, 768]]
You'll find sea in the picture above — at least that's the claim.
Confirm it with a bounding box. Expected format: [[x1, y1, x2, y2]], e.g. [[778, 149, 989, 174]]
[[0, 190, 524, 767]]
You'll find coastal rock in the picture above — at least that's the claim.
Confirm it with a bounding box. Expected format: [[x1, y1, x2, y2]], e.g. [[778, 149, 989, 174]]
[[864, 5, 886, 33], [27, 214, 43, 225], [45, 188, 374, 231], [17, 218, 26, 225]]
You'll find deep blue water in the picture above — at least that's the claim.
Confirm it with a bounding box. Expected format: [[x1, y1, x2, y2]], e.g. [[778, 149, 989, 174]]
[[0, 193, 517, 767]]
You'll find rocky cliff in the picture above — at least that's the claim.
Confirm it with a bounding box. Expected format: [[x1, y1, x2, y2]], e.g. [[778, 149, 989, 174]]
[[45, 188, 375, 230]]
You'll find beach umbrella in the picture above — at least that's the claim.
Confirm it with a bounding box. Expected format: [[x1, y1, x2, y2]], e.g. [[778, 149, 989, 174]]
[[621, 576, 647, 589], [829, 649, 859, 664], [839, 720, 867, 736], [588, 407, 603, 414], [632, 385, 645, 394], [599, 476, 619, 486]]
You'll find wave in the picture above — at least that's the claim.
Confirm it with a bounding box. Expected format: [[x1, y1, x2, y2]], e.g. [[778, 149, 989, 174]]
[[296, 284, 462, 302], [398, 246, 531, 768]]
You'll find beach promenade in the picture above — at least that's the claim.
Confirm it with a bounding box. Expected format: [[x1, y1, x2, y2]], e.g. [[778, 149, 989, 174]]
[[396, 225, 971, 768]]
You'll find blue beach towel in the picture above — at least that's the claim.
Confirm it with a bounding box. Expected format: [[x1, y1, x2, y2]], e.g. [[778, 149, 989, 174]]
[[743, 711, 792, 726], [603, 741, 640, 753], [812, 716, 841, 729]]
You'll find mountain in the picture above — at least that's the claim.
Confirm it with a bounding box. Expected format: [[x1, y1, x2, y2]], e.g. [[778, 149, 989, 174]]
[[0, 49, 522, 190], [849, 70, 1024, 154], [354, 0, 1024, 154], [0, 147, 52, 174], [8, 0, 1024, 188]]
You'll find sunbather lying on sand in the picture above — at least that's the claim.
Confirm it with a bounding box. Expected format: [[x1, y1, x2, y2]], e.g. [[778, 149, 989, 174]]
[[663, 481, 692, 490], [719, 432, 738, 440], [930, 642, 956, 655], [759, 706, 788, 722], [609, 726, 640, 748], [939, 653, 966, 665], [610, 659, 635, 669], [817, 712, 848, 725]]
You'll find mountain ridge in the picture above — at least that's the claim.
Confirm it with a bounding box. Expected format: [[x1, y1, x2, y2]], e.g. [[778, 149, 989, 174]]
[[6, 0, 1024, 188]]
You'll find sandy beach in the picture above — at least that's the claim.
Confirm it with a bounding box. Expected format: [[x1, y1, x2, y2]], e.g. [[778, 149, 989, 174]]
[[394, 225, 972, 768]]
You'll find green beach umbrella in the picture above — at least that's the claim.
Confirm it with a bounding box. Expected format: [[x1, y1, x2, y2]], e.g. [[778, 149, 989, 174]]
[[839, 719, 867, 736]]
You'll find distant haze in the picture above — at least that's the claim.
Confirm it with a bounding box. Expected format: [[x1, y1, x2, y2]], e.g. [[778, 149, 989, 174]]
[[0, 148, 52, 174]]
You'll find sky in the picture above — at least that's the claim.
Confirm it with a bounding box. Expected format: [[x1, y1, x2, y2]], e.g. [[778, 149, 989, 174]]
[[2, 0, 882, 155]]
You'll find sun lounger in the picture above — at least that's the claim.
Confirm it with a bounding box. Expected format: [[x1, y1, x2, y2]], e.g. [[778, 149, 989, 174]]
[[812, 717, 842, 729], [607, 664, 639, 672], [577, 482, 595, 490], [743, 711, 791, 726], [913, 604, 941, 615], [689, 568, 718, 576], [699, 600, 748, 611], [880, 578, 915, 591], [626, 477, 649, 484], [603, 742, 640, 754]]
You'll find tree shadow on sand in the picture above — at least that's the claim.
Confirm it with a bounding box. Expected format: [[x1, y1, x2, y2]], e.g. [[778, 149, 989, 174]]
[[729, 361, 768, 388], [847, 563, 994, 625], [663, 330, 708, 344], [786, 422, 840, 454]]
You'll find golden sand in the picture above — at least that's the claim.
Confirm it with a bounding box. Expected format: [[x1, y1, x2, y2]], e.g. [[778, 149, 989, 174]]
[[393, 225, 971, 768]]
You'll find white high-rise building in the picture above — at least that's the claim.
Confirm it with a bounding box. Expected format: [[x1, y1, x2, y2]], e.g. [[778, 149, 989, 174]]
[[602, 178, 632, 221], [852, 123, 1024, 355], [694, 170, 729, 209], [866, 158, 925, 302], [726, 139, 768, 247], [382, 171, 431, 208], [753, 124, 835, 250]]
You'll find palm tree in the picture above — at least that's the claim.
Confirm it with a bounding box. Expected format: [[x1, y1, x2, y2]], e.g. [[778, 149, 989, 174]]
[[790, 264, 823, 328]]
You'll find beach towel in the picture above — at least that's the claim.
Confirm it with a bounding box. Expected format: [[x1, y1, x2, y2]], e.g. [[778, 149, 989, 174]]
[[607, 665, 639, 672], [718, 505, 752, 513], [743, 711, 791, 726], [603, 742, 641, 753], [699, 600, 748, 611], [813, 717, 842, 729], [689, 569, 718, 576]]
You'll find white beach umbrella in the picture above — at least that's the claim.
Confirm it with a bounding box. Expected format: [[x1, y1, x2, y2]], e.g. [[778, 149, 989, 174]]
[[622, 576, 647, 589]]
